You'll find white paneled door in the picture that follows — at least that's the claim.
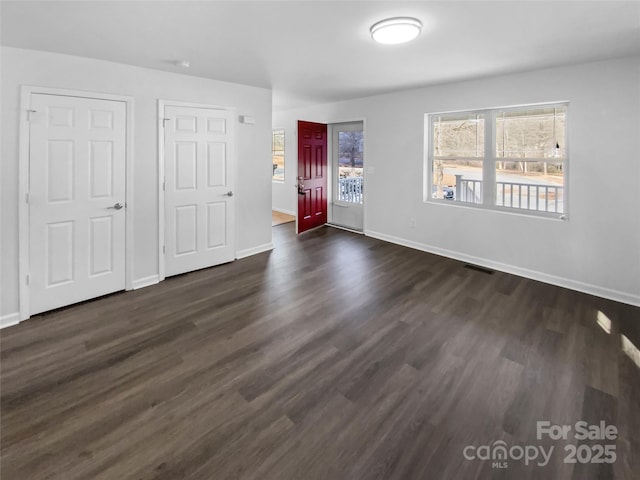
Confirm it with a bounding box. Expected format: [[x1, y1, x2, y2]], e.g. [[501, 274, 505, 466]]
[[163, 105, 236, 277], [29, 94, 127, 315]]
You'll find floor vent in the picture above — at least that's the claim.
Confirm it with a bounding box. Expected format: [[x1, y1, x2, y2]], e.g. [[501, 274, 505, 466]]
[[464, 264, 495, 274]]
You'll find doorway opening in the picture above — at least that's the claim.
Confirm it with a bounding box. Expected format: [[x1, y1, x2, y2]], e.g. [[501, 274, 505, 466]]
[[329, 121, 364, 232], [272, 210, 295, 226]]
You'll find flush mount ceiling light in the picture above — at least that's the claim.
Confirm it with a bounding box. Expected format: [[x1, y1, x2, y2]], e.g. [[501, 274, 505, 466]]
[[370, 17, 422, 45], [174, 60, 191, 68]]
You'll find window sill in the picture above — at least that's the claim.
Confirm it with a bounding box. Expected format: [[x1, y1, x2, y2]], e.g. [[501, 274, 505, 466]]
[[425, 197, 567, 221]]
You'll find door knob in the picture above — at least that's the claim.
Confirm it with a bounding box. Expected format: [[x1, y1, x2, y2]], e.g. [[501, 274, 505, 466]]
[[107, 202, 124, 210], [223, 191, 234, 197]]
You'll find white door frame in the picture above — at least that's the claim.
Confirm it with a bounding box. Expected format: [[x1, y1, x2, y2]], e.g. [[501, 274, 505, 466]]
[[18, 85, 135, 321], [324, 117, 367, 231], [157, 99, 237, 281]]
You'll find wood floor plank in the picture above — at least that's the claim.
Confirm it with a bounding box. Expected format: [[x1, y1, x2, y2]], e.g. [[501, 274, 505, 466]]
[[1, 223, 638, 480]]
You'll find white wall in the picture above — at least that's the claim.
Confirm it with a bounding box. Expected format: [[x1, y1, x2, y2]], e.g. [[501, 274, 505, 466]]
[[274, 56, 640, 305], [1, 47, 273, 321], [272, 177, 294, 215]]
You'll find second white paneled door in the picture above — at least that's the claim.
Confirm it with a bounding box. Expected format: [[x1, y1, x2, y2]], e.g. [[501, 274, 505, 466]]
[[29, 93, 127, 315], [163, 105, 236, 277]]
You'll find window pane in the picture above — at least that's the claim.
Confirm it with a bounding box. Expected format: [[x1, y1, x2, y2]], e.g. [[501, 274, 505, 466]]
[[496, 161, 564, 213], [432, 159, 483, 204], [496, 106, 566, 159], [272, 129, 284, 181], [337, 130, 364, 203], [433, 113, 484, 158]]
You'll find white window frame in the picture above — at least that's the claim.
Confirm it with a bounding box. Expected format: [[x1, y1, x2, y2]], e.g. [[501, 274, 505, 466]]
[[272, 128, 285, 183], [425, 102, 569, 220]]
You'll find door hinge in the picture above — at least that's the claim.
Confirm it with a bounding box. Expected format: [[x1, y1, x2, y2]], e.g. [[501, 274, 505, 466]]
[[162, 245, 166, 254], [162, 118, 170, 128], [25, 192, 30, 204], [162, 178, 166, 191], [27, 109, 36, 122], [25, 275, 29, 285]]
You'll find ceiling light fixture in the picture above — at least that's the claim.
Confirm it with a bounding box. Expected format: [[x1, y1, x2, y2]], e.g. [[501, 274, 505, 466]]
[[370, 17, 422, 45], [175, 60, 191, 68]]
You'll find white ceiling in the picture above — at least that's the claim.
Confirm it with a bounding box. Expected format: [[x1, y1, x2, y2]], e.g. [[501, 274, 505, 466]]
[[2, 1, 640, 110]]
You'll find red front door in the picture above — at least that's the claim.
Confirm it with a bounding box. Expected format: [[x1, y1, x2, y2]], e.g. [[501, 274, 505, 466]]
[[297, 120, 327, 234]]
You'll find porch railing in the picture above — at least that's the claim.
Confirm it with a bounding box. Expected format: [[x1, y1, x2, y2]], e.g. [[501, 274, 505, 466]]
[[453, 175, 563, 213], [338, 176, 363, 203], [456, 177, 483, 204], [497, 181, 563, 213]]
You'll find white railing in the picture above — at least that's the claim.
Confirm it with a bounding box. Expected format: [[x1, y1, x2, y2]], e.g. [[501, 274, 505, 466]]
[[456, 176, 483, 204], [453, 175, 563, 212], [497, 181, 563, 213], [338, 176, 363, 203]]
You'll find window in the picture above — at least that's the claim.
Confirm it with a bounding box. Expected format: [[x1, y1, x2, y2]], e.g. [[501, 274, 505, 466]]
[[426, 103, 567, 216], [431, 112, 485, 204], [272, 129, 285, 181], [337, 128, 364, 204], [495, 106, 566, 213]]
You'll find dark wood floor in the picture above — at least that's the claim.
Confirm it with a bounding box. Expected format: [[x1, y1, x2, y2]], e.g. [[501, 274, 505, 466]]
[[1, 224, 639, 480]]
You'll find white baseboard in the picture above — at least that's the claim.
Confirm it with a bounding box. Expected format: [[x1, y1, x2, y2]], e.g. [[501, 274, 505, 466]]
[[365, 229, 640, 307], [272, 207, 296, 216], [132, 274, 160, 290], [236, 242, 274, 260], [1, 312, 21, 329]]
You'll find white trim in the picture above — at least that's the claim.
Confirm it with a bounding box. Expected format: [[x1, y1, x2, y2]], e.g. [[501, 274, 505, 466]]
[[327, 224, 364, 235], [158, 99, 238, 281], [125, 97, 135, 292], [236, 242, 274, 260], [18, 88, 30, 321], [158, 99, 230, 111], [18, 86, 135, 321], [272, 127, 285, 182], [132, 274, 160, 290], [364, 229, 640, 307], [272, 207, 296, 216], [158, 100, 166, 282], [426, 100, 571, 118], [17, 85, 136, 103], [426, 195, 567, 221], [1, 313, 21, 329]]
